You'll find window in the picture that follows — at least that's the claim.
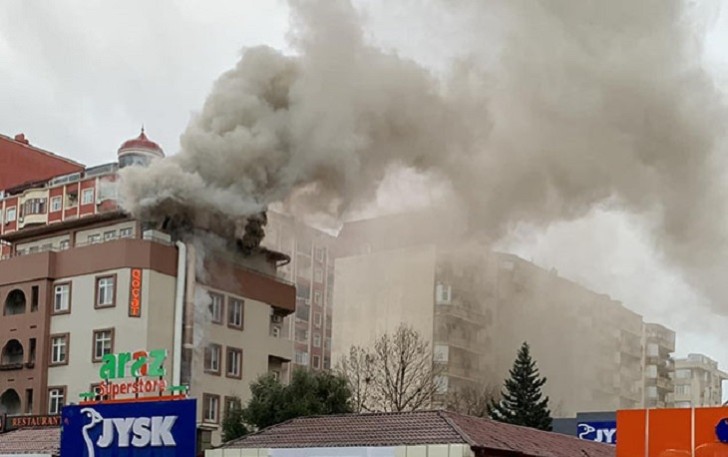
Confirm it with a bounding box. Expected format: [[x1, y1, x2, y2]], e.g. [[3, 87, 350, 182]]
[[92, 329, 114, 362], [59, 240, 70, 250], [90, 383, 109, 402], [226, 347, 242, 379], [50, 197, 62, 212], [314, 312, 322, 328], [314, 268, 324, 283], [295, 351, 309, 366], [53, 283, 71, 314], [314, 291, 322, 305], [675, 385, 691, 396], [313, 333, 321, 348], [119, 227, 133, 238], [228, 298, 244, 329], [81, 188, 95, 205], [95, 276, 116, 308], [647, 386, 658, 398], [646, 343, 659, 357], [48, 387, 65, 414], [204, 344, 221, 375], [312, 355, 320, 369], [434, 344, 449, 363], [209, 293, 223, 324], [270, 370, 281, 381], [676, 369, 691, 379], [23, 198, 46, 215], [203, 394, 220, 423], [646, 364, 657, 378], [271, 326, 281, 338], [435, 376, 449, 394], [315, 247, 326, 262], [435, 283, 452, 305], [65, 191, 78, 208], [88, 234, 101, 244], [6, 207, 16, 223], [295, 328, 308, 343], [50, 334, 69, 365], [103, 231, 116, 241]]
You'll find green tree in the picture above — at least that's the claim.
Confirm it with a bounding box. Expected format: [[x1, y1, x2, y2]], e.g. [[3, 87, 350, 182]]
[[242, 369, 353, 430], [221, 396, 249, 442], [488, 342, 552, 431]]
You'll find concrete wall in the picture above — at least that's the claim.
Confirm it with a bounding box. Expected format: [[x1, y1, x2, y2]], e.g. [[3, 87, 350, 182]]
[[47, 268, 177, 404], [332, 244, 438, 363], [191, 285, 294, 447]]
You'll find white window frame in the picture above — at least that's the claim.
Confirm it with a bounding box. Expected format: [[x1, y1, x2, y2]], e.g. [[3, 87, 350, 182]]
[[314, 268, 324, 283], [88, 234, 101, 244], [96, 276, 115, 306], [48, 389, 65, 414], [205, 345, 221, 373], [54, 284, 70, 313], [313, 333, 321, 348], [204, 395, 219, 423], [6, 207, 16, 223], [119, 227, 133, 238], [50, 197, 62, 212], [228, 298, 244, 328], [209, 293, 223, 323], [314, 291, 322, 305], [59, 240, 70, 250], [51, 336, 67, 364], [103, 230, 117, 241], [226, 348, 242, 378], [81, 188, 95, 205], [93, 330, 113, 360], [314, 312, 322, 327]]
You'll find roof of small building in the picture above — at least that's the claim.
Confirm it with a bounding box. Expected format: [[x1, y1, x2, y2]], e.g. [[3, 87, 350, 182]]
[[118, 128, 164, 156], [0, 427, 60, 455], [222, 410, 614, 457]]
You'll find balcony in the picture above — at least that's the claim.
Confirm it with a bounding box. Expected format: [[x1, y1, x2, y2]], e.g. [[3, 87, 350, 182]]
[[267, 334, 293, 362], [0, 362, 23, 371]]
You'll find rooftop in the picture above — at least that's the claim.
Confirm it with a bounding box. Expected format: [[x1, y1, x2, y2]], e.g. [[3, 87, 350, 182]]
[[222, 410, 614, 457], [0, 426, 60, 455]]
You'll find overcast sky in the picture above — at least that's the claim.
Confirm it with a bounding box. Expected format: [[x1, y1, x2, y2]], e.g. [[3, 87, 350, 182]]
[[3, 1, 728, 385]]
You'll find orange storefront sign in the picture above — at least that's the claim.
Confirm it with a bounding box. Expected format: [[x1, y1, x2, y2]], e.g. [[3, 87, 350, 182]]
[[129, 268, 142, 317], [617, 407, 728, 456]]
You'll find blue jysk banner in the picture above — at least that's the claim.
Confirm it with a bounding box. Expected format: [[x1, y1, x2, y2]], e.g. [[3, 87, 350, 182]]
[[61, 399, 196, 456], [577, 421, 617, 444]]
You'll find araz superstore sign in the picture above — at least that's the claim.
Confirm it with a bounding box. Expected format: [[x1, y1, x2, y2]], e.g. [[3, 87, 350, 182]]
[[61, 399, 196, 457]]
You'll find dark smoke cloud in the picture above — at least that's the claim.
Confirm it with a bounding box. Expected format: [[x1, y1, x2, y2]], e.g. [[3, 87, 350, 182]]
[[120, 0, 728, 312]]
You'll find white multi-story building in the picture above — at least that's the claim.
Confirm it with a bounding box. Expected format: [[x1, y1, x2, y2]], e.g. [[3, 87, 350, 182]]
[[672, 353, 728, 408]]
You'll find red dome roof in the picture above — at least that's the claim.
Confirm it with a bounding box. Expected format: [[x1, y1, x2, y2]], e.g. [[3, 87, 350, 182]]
[[118, 127, 164, 156]]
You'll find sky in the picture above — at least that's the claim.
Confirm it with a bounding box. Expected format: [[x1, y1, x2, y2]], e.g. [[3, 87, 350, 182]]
[[3, 1, 728, 386]]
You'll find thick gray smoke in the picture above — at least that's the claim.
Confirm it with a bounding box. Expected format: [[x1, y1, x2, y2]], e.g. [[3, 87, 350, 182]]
[[120, 0, 728, 312]]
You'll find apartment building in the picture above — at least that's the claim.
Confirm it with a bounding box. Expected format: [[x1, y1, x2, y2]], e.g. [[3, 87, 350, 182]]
[[642, 323, 676, 408], [333, 212, 673, 417], [0, 130, 296, 449], [263, 211, 334, 372], [672, 353, 727, 408]]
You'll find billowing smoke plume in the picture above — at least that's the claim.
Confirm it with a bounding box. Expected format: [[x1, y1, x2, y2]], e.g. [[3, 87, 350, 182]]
[[120, 0, 728, 312]]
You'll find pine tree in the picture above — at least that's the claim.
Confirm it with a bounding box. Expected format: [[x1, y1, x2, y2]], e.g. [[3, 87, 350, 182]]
[[488, 342, 552, 431]]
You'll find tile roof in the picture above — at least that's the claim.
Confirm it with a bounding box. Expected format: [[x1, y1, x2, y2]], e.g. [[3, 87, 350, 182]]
[[223, 410, 614, 457], [0, 427, 60, 455]]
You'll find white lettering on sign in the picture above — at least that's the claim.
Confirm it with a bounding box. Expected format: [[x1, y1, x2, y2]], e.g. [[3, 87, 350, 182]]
[[577, 423, 617, 444], [81, 407, 177, 457]]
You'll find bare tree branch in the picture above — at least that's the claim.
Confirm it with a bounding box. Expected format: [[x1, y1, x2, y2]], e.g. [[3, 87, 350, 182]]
[[337, 324, 442, 412]]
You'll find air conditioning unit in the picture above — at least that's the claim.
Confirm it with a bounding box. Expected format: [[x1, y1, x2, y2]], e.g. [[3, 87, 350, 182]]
[[271, 315, 284, 324]]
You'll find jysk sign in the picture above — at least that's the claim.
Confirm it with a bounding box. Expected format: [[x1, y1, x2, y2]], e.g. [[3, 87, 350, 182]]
[[577, 421, 617, 444], [61, 399, 196, 457]]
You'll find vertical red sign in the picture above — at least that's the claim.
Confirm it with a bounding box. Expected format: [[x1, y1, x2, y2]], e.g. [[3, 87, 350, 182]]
[[129, 268, 142, 317]]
